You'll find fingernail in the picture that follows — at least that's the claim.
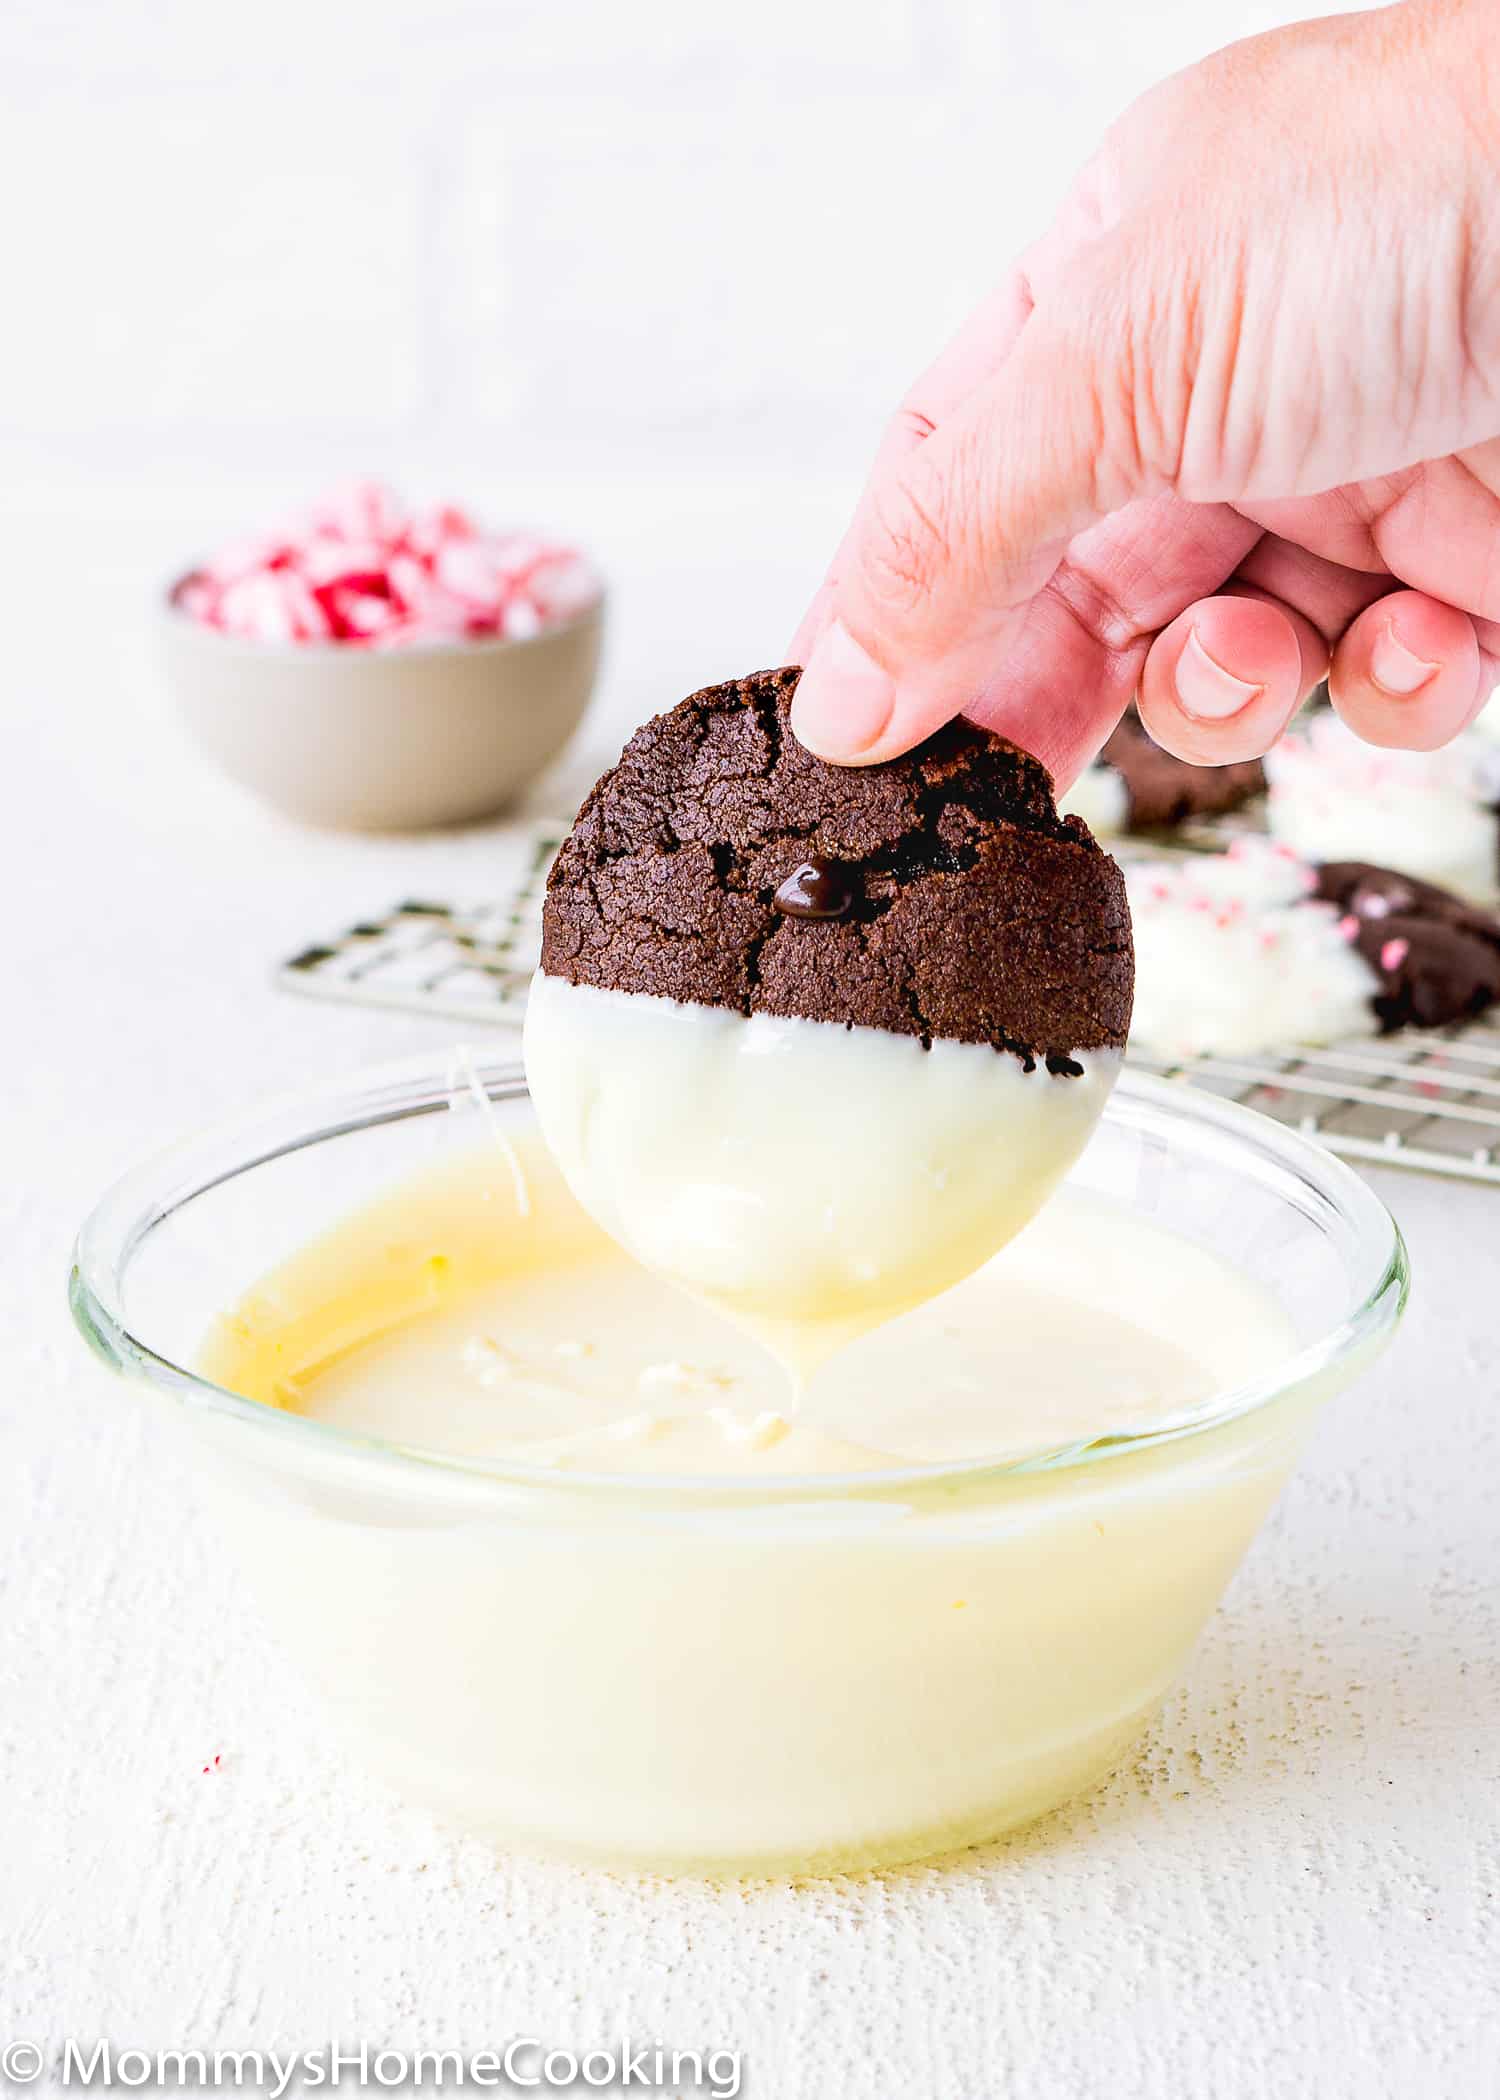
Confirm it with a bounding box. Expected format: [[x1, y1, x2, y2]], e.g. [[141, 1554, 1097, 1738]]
[[1175, 626, 1263, 720], [790, 621, 896, 759], [1371, 621, 1440, 696]]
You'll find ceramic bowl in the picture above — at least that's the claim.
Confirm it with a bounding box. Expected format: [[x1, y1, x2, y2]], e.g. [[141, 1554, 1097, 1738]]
[[160, 580, 603, 831]]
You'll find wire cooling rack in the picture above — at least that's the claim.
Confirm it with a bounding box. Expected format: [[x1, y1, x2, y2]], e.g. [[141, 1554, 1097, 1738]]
[[277, 818, 1500, 1186], [279, 825, 563, 1026], [1129, 1029, 1500, 1183]]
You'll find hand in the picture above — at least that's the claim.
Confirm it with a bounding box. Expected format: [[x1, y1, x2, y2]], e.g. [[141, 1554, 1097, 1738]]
[[788, 0, 1500, 788]]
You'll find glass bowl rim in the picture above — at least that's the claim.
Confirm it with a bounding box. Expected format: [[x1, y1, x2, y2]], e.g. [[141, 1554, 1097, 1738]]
[[68, 1050, 1409, 1506]]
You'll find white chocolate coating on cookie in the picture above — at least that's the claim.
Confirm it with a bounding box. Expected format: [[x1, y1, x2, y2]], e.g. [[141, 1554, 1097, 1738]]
[[1125, 841, 1379, 1060], [523, 973, 1120, 1379], [1266, 712, 1500, 901]]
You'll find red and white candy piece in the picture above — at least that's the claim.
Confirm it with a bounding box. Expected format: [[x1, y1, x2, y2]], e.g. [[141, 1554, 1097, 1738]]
[[178, 482, 599, 650]]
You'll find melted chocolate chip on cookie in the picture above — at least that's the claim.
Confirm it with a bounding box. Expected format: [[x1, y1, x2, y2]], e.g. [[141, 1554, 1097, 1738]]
[[772, 857, 857, 920]]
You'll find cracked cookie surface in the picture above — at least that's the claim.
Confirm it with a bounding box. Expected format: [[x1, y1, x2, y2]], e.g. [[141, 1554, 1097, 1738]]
[[539, 666, 1134, 1063]]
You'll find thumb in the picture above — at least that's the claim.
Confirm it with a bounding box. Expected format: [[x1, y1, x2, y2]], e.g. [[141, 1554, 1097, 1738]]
[[789, 261, 1155, 766]]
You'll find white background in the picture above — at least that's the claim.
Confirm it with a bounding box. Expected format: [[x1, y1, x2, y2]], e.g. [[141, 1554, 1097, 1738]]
[[6, 0, 1368, 514], [1, 0, 1369, 744], [6, 4, 1499, 2099]]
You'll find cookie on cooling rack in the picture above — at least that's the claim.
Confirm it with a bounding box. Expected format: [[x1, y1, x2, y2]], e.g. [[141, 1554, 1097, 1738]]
[[1062, 704, 1266, 839], [1265, 707, 1500, 902], [1125, 840, 1500, 1062]]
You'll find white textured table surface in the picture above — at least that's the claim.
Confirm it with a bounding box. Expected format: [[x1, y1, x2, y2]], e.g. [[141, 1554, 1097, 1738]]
[[4, 502, 1499, 2100]]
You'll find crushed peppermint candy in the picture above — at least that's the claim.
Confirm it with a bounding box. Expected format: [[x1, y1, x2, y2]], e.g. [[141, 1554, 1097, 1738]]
[[1126, 839, 1500, 1055], [173, 483, 600, 649], [1123, 841, 1382, 1059]]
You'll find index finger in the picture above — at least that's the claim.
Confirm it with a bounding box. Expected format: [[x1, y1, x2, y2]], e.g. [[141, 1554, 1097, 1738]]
[[786, 272, 1038, 668]]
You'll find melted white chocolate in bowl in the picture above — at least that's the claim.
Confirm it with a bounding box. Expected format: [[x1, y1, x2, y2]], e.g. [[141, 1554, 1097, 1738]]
[[192, 1122, 1323, 1874], [523, 973, 1121, 1383], [264, 1175, 1271, 1473]]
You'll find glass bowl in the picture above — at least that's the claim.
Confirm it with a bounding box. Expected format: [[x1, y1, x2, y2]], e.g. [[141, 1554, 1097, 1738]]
[[69, 1055, 1407, 1876]]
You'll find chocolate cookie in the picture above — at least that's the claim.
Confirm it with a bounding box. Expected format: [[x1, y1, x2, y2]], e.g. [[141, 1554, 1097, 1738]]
[[540, 666, 1133, 1066], [1312, 861, 1500, 1031], [1099, 706, 1266, 830]]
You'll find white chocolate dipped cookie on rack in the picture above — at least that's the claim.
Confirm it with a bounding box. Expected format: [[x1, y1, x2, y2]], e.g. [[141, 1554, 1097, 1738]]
[[1125, 839, 1500, 1061]]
